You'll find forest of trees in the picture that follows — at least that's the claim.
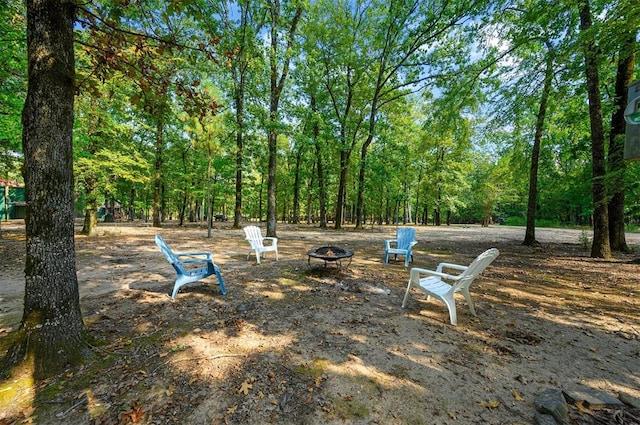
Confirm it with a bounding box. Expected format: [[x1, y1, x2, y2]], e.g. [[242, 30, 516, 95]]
[[1, 0, 639, 241], [0, 0, 639, 375]]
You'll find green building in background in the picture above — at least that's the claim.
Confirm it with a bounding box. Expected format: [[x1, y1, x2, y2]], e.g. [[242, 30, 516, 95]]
[[1, 180, 25, 220]]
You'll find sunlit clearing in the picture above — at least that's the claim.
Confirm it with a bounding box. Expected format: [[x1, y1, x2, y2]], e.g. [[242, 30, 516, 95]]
[[324, 354, 426, 392], [0, 358, 35, 420], [387, 342, 447, 374], [172, 326, 295, 359], [579, 379, 640, 401], [259, 290, 287, 300], [278, 277, 312, 292]]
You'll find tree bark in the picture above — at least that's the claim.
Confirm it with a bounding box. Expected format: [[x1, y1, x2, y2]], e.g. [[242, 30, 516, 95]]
[[523, 42, 554, 246], [3, 0, 92, 378], [579, 0, 611, 259], [607, 35, 635, 252]]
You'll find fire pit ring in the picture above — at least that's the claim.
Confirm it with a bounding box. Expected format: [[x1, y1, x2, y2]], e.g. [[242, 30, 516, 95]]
[[307, 246, 354, 268]]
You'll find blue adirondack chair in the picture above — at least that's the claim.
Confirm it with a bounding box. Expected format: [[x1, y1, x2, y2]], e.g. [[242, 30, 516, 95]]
[[384, 227, 418, 267], [155, 235, 227, 299]]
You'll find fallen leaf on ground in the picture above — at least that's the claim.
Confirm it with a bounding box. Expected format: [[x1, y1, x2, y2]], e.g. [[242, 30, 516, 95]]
[[238, 380, 253, 395], [478, 400, 501, 409]]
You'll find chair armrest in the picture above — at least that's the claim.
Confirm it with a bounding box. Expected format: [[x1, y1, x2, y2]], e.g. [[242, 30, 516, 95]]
[[262, 237, 277, 248], [175, 252, 213, 261], [179, 258, 213, 265], [437, 262, 467, 273], [385, 239, 398, 249], [410, 267, 463, 282]]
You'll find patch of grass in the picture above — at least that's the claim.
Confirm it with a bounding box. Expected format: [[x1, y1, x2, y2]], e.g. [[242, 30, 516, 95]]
[[295, 358, 332, 377], [327, 392, 369, 420], [277, 277, 299, 286]]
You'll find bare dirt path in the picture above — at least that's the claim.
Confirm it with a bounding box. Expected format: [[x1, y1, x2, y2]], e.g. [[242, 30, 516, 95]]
[[1, 221, 639, 424]]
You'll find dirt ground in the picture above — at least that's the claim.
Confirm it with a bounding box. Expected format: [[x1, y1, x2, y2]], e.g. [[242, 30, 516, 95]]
[[1, 220, 639, 424]]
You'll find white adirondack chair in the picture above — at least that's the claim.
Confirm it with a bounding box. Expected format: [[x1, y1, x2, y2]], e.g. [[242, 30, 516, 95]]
[[243, 225, 278, 264], [401, 248, 499, 325]]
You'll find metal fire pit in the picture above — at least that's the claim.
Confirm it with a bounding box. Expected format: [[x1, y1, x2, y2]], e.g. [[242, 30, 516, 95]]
[[307, 246, 354, 268]]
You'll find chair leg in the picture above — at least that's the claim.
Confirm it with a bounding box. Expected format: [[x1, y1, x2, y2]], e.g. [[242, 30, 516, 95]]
[[255, 251, 261, 264], [171, 283, 180, 300], [384, 251, 389, 264], [214, 265, 227, 295], [461, 288, 476, 316], [442, 296, 458, 326], [401, 281, 414, 308]]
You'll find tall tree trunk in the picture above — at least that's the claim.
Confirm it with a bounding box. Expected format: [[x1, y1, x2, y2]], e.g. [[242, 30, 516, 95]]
[[311, 95, 327, 229], [266, 0, 302, 238], [579, 0, 611, 259], [81, 175, 98, 235], [230, 2, 252, 231], [524, 42, 554, 246], [334, 150, 349, 229], [81, 98, 99, 235], [292, 146, 303, 224], [608, 35, 635, 252], [267, 124, 277, 235], [153, 118, 164, 228], [3, 0, 92, 378], [233, 82, 245, 229]]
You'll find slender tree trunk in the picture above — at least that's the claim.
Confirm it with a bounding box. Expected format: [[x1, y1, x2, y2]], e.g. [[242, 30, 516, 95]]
[[81, 99, 99, 235], [312, 96, 327, 229], [82, 175, 98, 235], [129, 187, 135, 220], [292, 145, 303, 224], [608, 35, 635, 252], [579, 0, 611, 259], [3, 0, 92, 378], [355, 138, 370, 230], [233, 85, 245, 229], [266, 1, 302, 238], [524, 42, 554, 246], [335, 151, 349, 229], [153, 118, 164, 228]]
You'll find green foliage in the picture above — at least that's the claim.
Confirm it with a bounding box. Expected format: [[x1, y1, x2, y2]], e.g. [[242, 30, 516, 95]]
[[0, 0, 26, 181], [2, 0, 639, 231]]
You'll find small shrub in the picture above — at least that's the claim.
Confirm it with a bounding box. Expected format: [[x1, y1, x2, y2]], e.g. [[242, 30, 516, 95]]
[[579, 230, 591, 251]]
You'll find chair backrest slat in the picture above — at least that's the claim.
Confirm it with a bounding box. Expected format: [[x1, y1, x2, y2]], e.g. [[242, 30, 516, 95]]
[[453, 248, 499, 291], [396, 227, 416, 250], [155, 235, 177, 264], [244, 225, 265, 248]]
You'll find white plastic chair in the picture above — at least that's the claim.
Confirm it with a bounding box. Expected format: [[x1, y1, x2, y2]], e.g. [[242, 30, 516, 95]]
[[385, 227, 418, 267], [401, 248, 499, 325], [243, 225, 278, 264]]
